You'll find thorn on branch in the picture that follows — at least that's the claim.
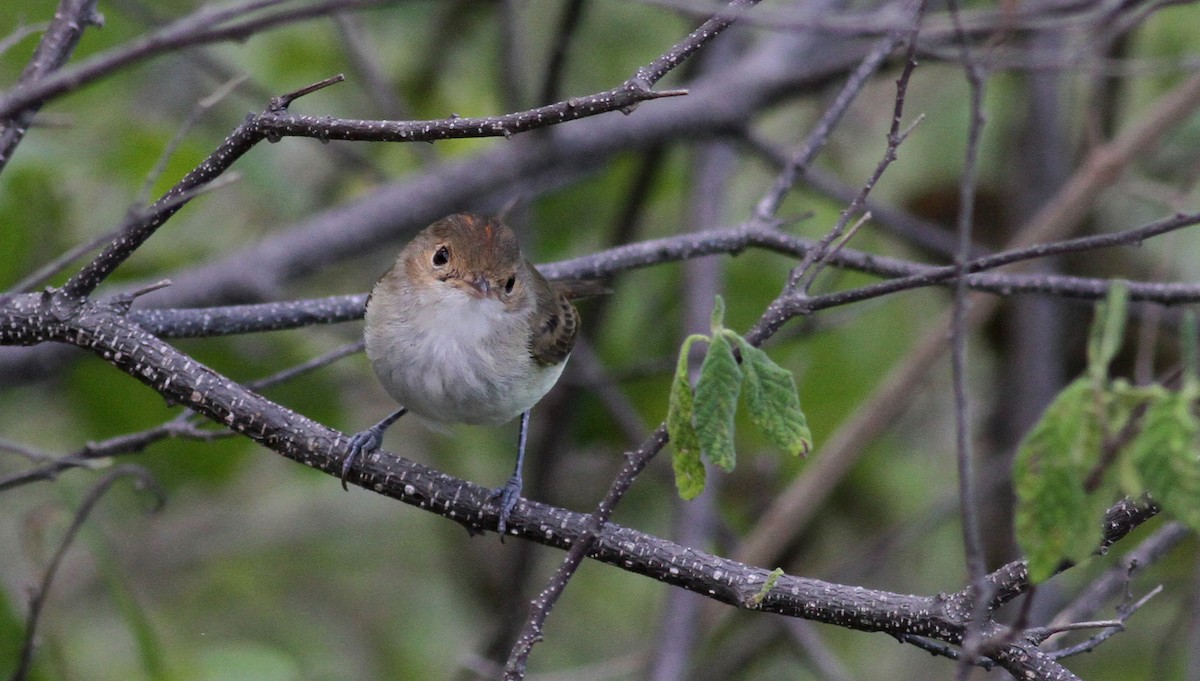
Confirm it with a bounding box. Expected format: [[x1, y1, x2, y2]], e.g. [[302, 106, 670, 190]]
[[893, 633, 997, 669], [270, 74, 346, 112], [108, 279, 172, 313]]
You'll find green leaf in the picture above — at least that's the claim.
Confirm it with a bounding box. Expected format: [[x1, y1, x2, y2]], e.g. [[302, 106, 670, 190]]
[[1086, 280, 1129, 384], [1129, 388, 1200, 532], [1013, 378, 1105, 583], [731, 333, 811, 457], [668, 335, 707, 499], [710, 294, 726, 336], [694, 332, 742, 472]]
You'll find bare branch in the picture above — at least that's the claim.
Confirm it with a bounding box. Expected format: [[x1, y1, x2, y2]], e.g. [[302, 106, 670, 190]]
[[538, 0, 589, 106], [0, 437, 55, 463], [53, 0, 759, 301], [1043, 586, 1164, 660], [0, 0, 102, 170], [0, 0, 381, 122], [0, 340, 362, 491], [99, 210, 1200, 343], [9, 466, 164, 681], [0, 271, 1161, 681], [945, 0, 990, 673], [789, 0, 927, 294], [0, 22, 50, 59], [752, 27, 906, 224]]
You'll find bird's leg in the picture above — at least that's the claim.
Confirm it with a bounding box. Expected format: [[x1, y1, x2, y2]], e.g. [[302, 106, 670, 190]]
[[494, 409, 530, 534], [341, 407, 407, 490]]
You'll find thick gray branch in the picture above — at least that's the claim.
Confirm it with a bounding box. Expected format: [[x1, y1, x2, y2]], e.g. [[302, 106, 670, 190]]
[[0, 293, 1155, 680]]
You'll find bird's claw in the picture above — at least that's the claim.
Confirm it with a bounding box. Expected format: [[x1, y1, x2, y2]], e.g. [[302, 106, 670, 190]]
[[342, 428, 382, 491], [492, 474, 523, 535]]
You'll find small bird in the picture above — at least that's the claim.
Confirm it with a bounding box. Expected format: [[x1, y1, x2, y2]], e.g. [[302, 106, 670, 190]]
[[342, 213, 587, 533]]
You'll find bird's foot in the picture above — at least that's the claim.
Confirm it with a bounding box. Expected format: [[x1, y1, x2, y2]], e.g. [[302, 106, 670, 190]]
[[341, 428, 382, 490], [491, 474, 523, 535]]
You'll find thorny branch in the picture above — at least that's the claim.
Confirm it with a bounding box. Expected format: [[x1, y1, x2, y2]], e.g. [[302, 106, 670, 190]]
[[13, 292, 1177, 680], [57, 65, 687, 299], [0, 277, 1168, 678], [2, 0, 1198, 678], [502, 2, 766, 676]]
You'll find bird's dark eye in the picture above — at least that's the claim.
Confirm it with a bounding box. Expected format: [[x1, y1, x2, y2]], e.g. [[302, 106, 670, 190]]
[[432, 246, 449, 267], [504, 276, 516, 294]]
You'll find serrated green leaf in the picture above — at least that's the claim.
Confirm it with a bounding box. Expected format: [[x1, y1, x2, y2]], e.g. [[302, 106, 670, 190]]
[[1014, 378, 1105, 583], [1114, 383, 1170, 497], [668, 335, 706, 499], [730, 333, 811, 457], [1087, 280, 1129, 384], [710, 295, 726, 336], [694, 332, 742, 472], [672, 437, 706, 499], [1129, 389, 1200, 532]]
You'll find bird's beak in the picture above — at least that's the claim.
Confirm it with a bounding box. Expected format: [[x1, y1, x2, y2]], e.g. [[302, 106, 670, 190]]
[[465, 274, 491, 298]]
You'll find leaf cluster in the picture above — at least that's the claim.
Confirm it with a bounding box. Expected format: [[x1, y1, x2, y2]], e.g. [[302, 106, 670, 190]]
[[1015, 282, 1200, 582], [667, 296, 812, 499]]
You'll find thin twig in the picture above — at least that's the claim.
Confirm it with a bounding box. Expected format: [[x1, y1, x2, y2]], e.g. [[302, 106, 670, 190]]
[[1045, 585, 1164, 659], [8, 173, 239, 294], [502, 428, 670, 680], [892, 634, 997, 669], [0, 438, 55, 463], [800, 210, 873, 291], [945, 0, 990, 674], [0, 22, 50, 59], [0, 417, 195, 492], [107, 210, 1200, 341], [135, 74, 248, 208], [245, 339, 364, 391], [789, 1, 927, 294], [52, 7, 711, 301], [538, 0, 588, 106], [1047, 522, 1189, 633], [739, 135, 971, 258], [9, 466, 164, 681], [0, 340, 364, 491], [0, 0, 380, 121], [752, 28, 906, 225]]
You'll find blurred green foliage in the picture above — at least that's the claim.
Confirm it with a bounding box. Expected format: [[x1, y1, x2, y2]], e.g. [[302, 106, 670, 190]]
[[2, 1, 1200, 680]]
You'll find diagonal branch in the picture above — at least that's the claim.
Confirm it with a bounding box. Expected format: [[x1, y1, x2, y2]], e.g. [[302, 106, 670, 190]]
[[0, 0, 375, 122], [0, 0, 102, 170], [0, 292, 1149, 680], [52, 0, 767, 301]]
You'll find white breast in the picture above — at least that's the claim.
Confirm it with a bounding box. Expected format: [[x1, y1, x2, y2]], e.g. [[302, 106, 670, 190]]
[[364, 284, 566, 426]]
